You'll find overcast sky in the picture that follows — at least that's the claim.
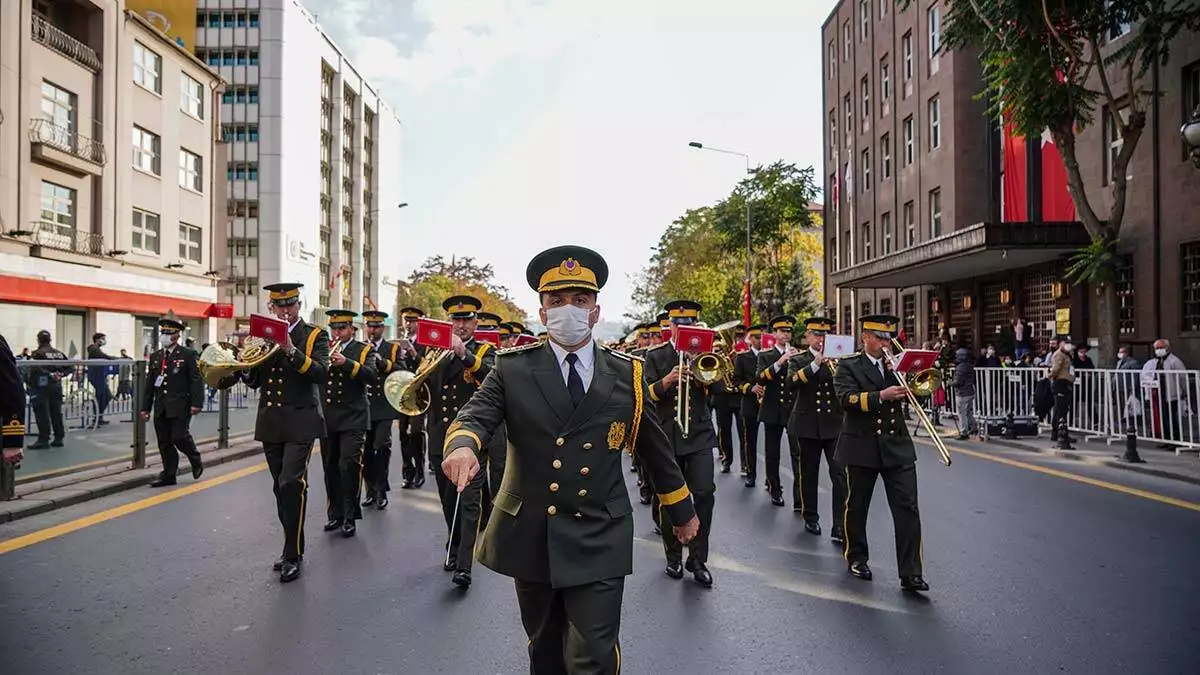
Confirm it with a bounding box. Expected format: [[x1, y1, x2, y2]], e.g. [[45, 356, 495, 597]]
[[303, 0, 838, 320]]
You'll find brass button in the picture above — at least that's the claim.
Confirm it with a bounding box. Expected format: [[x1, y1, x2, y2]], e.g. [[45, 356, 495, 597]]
[[580, 467, 590, 475], [550, 483, 560, 492], [326, 398, 331, 403], [547, 505, 557, 516], [556, 437, 565, 447], [582, 442, 593, 450], [577, 489, 587, 497], [443, 417, 449, 422], [553, 459, 562, 469], [877, 430, 882, 435]]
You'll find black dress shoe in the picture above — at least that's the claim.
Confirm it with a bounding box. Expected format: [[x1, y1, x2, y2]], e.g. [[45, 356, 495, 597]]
[[149, 477, 176, 488], [688, 561, 713, 587], [376, 495, 388, 510], [720, 464, 731, 474], [804, 521, 822, 536], [413, 474, 426, 488], [452, 570, 472, 588], [770, 493, 785, 507], [362, 495, 376, 508], [743, 478, 755, 488], [400, 478, 414, 489], [191, 463, 204, 480], [443, 558, 458, 572], [342, 520, 356, 537], [28, 441, 49, 450], [279, 559, 302, 583], [664, 562, 684, 579], [324, 518, 343, 531], [50, 439, 64, 448], [272, 556, 285, 571], [848, 561, 873, 580], [900, 575, 930, 592], [830, 529, 846, 546]]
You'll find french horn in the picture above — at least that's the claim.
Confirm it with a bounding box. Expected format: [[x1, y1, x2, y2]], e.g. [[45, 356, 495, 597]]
[[198, 337, 279, 389], [383, 348, 452, 416]]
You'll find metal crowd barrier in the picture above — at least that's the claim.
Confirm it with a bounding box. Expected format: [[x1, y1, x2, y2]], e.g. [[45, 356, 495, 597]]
[[935, 366, 1199, 454]]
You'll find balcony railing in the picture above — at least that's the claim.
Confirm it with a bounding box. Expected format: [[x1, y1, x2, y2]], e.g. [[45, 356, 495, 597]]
[[29, 119, 107, 166], [31, 13, 101, 72], [32, 221, 104, 257]]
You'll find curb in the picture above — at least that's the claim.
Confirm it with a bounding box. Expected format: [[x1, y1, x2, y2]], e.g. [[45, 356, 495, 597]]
[[0, 439, 263, 525], [984, 437, 1200, 488]]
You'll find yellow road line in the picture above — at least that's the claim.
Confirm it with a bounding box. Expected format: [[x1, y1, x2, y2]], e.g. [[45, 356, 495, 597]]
[[916, 439, 1200, 513], [0, 463, 269, 555]]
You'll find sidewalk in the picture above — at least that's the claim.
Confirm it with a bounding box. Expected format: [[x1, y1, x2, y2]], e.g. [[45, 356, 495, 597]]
[[0, 434, 262, 524]]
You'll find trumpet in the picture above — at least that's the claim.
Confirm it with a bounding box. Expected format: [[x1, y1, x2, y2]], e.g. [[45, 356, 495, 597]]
[[882, 344, 952, 467]]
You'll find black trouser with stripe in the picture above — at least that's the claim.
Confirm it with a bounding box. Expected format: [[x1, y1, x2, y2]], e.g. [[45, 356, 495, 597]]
[[843, 463, 923, 578], [153, 413, 201, 481], [322, 429, 365, 523], [795, 437, 845, 526], [432, 454, 485, 572], [263, 440, 314, 563], [659, 450, 715, 565], [363, 418, 394, 497], [762, 423, 786, 495], [740, 414, 760, 479], [398, 413, 426, 483], [715, 403, 743, 468], [516, 577, 624, 675]]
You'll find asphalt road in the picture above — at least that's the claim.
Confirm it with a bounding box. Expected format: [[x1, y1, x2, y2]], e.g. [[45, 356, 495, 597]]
[[1, 429, 1198, 675]]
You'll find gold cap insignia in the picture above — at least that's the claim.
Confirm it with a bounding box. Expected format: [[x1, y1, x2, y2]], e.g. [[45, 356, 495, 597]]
[[607, 421, 627, 450]]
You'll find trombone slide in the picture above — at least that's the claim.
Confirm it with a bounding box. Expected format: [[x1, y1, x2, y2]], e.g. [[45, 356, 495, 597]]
[[882, 348, 952, 467]]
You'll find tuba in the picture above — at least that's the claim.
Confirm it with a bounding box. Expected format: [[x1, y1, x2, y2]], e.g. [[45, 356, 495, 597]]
[[198, 337, 279, 389], [384, 347, 451, 416]]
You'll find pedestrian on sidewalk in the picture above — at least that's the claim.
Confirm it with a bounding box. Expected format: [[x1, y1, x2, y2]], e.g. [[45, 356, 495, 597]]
[[27, 330, 69, 449], [953, 348, 977, 441], [1141, 339, 1188, 447], [1049, 337, 1076, 447], [86, 333, 115, 426]]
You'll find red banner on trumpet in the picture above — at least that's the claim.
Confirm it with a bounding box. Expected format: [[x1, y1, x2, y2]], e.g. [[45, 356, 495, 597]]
[[249, 313, 288, 344], [474, 329, 502, 347], [415, 318, 454, 349], [673, 325, 715, 354]]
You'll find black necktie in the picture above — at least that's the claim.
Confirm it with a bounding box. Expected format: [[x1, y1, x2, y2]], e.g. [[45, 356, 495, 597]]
[[565, 352, 585, 408]]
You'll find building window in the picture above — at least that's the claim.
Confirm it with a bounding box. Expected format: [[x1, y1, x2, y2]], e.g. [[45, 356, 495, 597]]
[[1185, 62, 1200, 161], [880, 57, 890, 104], [233, 277, 259, 296], [179, 149, 203, 191], [179, 223, 202, 263], [843, 20, 850, 62], [860, 75, 870, 130], [132, 209, 161, 254], [861, 300, 872, 317], [929, 95, 941, 149], [902, 294, 916, 341], [1108, 0, 1131, 41], [181, 74, 204, 119], [132, 126, 160, 175], [930, 188, 942, 237], [829, 236, 839, 272], [903, 115, 914, 165], [40, 81, 76, 132], [862, 221, 872, 260], [862, 148, 871, 192], [1182, 242, 1200, 332], [902, 31, 913, 82], [842, 306, 853, 335], [880, 297, 893, 316], [844, 94, 852, 147], [882, 211, 892, 254], [844, 227, 852, 267], [860, 0, 869, 40], [828, 41, 836, 79], [228, 238, 259, 257], [132, 41, 161, 93], [880, 0, 889, 18], [223, 86, 259, 104], [39, 181, 75, 236], [928, 4, 942, 57], [1104, 106, 1130, 185], [904, 201, 915, 247], [227, 163, 259, 181], [881, 133, 891, 179], [829, 110, 837, 160], [1116, 254, 1136, 336]]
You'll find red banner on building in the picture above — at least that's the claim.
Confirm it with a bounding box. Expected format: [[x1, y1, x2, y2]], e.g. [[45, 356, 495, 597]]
[[208, 303, 234, 318]]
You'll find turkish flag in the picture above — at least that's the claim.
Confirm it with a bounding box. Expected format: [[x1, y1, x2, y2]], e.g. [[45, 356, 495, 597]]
[[415, 318, 454, 349], [249, 313, 289, 345], [742, 280, 752, 328], [673, 325, 715, 354], [474, 329, 501, 346]]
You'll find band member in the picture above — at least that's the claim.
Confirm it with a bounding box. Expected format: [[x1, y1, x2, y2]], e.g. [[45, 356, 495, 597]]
[[320, 310, 378, 537], [508, 320, 528, 341], [499, 322, 516, 349], [732, 324, 766, 485], [627, 322, 655, 505], [392, 307, 428, 490], [140, 313, 204, 487], [2, 333, 27, 467], [657, 312, 672, 343], [474, 312, 508, 526], [711, 327, 744, 474], [786, 317, 846, 543], [426, 295, 497, 589], [442, 245, 698, 675], [832, 315, 928, 592], [644, 299, 717, 587], [246, 282, 329, 583], [646, 322, 664, 347], [360, 310, 399, 504], [756, 316, 799, 506]]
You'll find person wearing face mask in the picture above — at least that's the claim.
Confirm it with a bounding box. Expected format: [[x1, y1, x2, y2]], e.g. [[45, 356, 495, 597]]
[[442, 245, 698, 675], [86, 333, 116, 426], [1048, 335, 1076, 448], [424, 294, 497, 590], [1141, 339, 1188, 446], [140, 313, 204, 488], [756, 315, 800, 507]]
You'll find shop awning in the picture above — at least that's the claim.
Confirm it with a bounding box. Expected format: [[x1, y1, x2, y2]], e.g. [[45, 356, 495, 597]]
[[829, 221, 1091, 289]]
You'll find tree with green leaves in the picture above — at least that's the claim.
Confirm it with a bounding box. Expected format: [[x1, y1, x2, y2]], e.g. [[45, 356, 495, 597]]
[[396, 255, 526, 322], [933, 0, 1200, 364]]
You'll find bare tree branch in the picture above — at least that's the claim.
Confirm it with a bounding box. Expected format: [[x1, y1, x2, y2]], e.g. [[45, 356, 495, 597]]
[[1042, 0, 1080, 61], [1088, 34, 1128, 137]]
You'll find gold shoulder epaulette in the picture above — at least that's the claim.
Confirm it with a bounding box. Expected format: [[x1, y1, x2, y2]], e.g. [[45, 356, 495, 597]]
[[645, 342, 670, 353], [497, 342, 543, 357], [601, 344, 643, 362]]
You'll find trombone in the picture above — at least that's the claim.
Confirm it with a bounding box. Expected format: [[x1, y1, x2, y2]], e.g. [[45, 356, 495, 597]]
[[675, 350, 727, 438], [881, 343, 952, 467]]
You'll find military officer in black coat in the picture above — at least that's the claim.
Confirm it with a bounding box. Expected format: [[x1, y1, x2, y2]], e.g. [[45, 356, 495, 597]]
[[320, 310, 378, 537], [786, 317, 847, 543], [392, 307, 428, 490], [244, 282, 330, 583], [643, 299, 718, 586], [756, 316, 801, 505], [360, 310, 401, 504], [140, 314, 205, 487], [731, 324, 765, 484], [1, 333, 26, 467], [426, 294, 498, 589], [711, 324, 745, 474], [833, 315, 929, 592], [443, 245, 698, 675], [627, 322, 655, 505]]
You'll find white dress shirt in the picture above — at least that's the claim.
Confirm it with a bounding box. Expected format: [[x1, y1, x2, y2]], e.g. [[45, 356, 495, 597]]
[[866, 352, 886, 378], [548, 339, 596, 392]]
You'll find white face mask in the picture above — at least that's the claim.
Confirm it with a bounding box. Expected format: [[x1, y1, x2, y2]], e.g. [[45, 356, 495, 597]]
[[1063, 343, 1074, 352], [1155, 348, 1168, 358], [99, 338, 106, 347], [544, 305, 595, 347], [986, 349, 996, 357], [159, 334, 175, 349]]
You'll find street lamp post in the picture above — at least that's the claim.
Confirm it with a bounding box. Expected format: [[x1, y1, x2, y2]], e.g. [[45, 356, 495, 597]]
[[689, 141, 753, 325]]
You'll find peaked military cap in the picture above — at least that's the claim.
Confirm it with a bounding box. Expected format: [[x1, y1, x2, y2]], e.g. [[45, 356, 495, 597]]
[[769, 315, 797, 331], [656, 312, 670, 328], [443, 295, 482, 319], [860, 314, 900, 339], [526, 245, 609, 293], [477, 311, 502, 329], [746, 323, 767, 336], [158, 310, 186, 334], [664, 300, 702, 319], [264, 282, 303, 306], [326, 309, 358, 327], [398, 306, 425, 320], [803, 316, 835, 334], [498, 322, 514, 337], [362, 310, 389, 326], [508, 320, 527, 334]]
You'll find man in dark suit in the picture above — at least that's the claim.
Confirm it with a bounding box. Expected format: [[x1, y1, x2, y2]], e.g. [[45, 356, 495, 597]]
[[786, 317, 846, 544], [425, 294, 498, 589], [832, 314, 929, 592], [443, 245, 698, 675], [732, 324, 765, 485], [1, 334, 26, 467], [140, 314, 204, 487], [86, 333, 115, 426], [244, 282, 329, 583], [361, 309, 402, 505], [643, 299, 718, 586], [711, 324, 744, 474], [320, 310, 378, 537], [756, 316, 800, 506]]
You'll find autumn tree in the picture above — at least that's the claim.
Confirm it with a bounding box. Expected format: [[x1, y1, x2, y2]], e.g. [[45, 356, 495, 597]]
[[397, 255, 526, 322]]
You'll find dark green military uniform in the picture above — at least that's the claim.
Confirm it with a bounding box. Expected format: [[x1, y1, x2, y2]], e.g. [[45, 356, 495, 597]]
[[832, 315, 927, 590], [712, 325, 746, 473], [731, 324, 766, 484], [446, 245, 696, 675], [360, 310, 403, 504], [425, 295, 497, 585], [141, 314, 205, 487], [320, 310, 379, 536], [643, 300, 717, 585], [1, 334, 26, 455], [786, 317, 846, 539], [755, 316, 799, 505], [244, 282, 329, 582]]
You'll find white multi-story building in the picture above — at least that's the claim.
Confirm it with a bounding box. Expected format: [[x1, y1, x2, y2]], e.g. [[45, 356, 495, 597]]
[[195, 0, 403, 335], [0, 1, 226, 359]]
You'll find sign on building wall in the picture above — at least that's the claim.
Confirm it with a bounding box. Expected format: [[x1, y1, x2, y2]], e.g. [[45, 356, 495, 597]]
[[126, 0, 197, 52]]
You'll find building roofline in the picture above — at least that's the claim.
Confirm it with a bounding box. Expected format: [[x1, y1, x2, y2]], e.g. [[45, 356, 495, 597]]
[[124, 10, 226, 89], [822, 0, 844, 31]]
